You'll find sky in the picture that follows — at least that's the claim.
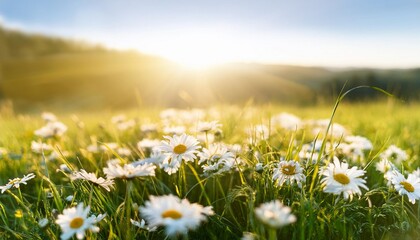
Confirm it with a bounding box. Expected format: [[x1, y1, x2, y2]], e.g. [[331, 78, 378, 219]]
[[1, 0, 420, 69]]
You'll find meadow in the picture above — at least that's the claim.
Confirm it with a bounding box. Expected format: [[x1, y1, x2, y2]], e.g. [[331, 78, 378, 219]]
[[0, 100, 420, 240]]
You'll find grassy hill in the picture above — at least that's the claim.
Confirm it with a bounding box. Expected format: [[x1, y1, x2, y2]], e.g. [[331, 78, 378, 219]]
[[1, 26, 419, 111]]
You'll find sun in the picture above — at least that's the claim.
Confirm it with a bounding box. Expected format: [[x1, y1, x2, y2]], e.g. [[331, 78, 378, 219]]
[[169, 53, 228, 71], [158, 42, 234, 71], [133, 30, 239, 71]]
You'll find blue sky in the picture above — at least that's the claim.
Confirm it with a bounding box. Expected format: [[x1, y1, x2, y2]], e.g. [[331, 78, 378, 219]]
[[1, 0, 420, 68]]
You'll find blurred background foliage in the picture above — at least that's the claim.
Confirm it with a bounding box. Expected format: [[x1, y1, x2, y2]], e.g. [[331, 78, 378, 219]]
[[1, 26, 419, 112]]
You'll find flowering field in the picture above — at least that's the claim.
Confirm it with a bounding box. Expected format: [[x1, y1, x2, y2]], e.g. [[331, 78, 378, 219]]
[[0, 102, 420, 240]]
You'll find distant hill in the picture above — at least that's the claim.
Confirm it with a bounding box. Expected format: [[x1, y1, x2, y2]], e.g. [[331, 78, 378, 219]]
[[1, 26, 419, 111]]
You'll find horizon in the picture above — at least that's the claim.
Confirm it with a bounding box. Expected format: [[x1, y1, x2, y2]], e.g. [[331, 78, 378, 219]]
[[1, 1, 420, 69]]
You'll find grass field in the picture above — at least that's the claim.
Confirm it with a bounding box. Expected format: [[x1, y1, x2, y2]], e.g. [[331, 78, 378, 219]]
[[0, 100, 419, 239]]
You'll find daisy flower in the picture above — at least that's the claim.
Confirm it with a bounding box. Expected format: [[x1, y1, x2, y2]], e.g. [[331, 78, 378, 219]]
[[34, 121, 68, 138], [55, 202, 104, 240], [321, 158, 368, 201], [140, 123, 158, 133], [375, 159, 397, 186], [344, 135, 373, 151], [71, 170, 115, 192], [390, 171, 420, 204], [271, 112, 302, 130], [255, 200, 296, 228], [380, 145, 408, 165], [103, 161, 156, 179], [0, 173, 36, 193], [272, 160, 306, 188], [41, 112, 57, 122], [198, 144, 242, 175], [117, 147, 132, 157], [31, 141, 53, 154], [140, 194, 214, 236], [137, 139, 161, 152], [157, 134, 200, 174], [196, 121, 222, 133], [163, 126, 186, 135]]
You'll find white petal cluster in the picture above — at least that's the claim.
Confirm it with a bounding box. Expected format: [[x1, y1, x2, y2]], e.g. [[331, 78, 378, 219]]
[[140, 194, 214, 236], [71, 170, 115, 191], [0, 173, 36, 193], [255, 200, 296, 228], [272, 160, 306, 188], [56, 203, 104, 240], [321, 158, 368, 201], [103, 161, 156, 179]]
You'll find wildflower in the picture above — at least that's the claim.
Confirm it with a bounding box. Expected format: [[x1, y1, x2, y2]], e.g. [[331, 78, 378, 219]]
[[130, 219, 157, 231], [34, 121, 68, 138], [103, 161, 155, 179], [157, 134, 200, 175], [56, 202, 103, 240], [196, 121, 221, 133], [65, 195, 74, 202], [116, 120, 136, 131], [0, 173, 36, 193], [15, 209, 23, 218], [39, 218, 49, 228], [255, 163, 264, 172], [196, 133, 215, 144], [140, 123, 158, 133], [241, 232, 257, 240], [413, 168, 420, 178], [41, 112, 57, 122], [380, 145, 408, 165], [390, 171, 420, 204], [71, 170, 115, 192], [375, 159, 395, 174], [140, 195, 214, 236], [163, 125, 186, 135], [111, 114, 126, 124], [344, 136, 373, 151], [137, 139, 160, 151], [375, 159, 397, 186], [117, 147, 132, 157], [99, 143, 119, 152], [198, 143, 242, 175], [198, 143, 235, 165], [255, 200, 296, 228], [321, 158, 368, 201], [31, 141, 53, 154], [272, 160, 306, 188], [271, 112, 302, 130], [59, 164, 72, 173], [338, 136, 373, 161]]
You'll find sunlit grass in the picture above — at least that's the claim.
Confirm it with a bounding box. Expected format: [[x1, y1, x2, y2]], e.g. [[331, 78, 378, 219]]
[[0, 101, 419, 239]]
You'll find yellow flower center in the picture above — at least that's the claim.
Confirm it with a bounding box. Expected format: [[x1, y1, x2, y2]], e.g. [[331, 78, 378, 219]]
[[161, 209, 183, 219], [281, 165, 296, 175], [14, 209, 23, 218], [173, 144, 187, 154], [69, 217, 84, 229], [333, 173, 350, 185], [401, 181, 415, 193]]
